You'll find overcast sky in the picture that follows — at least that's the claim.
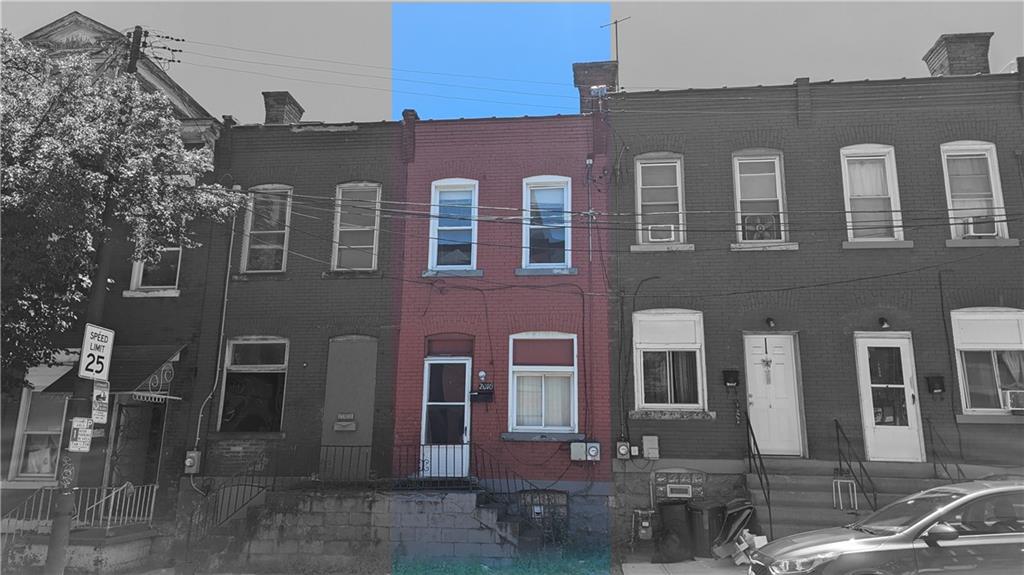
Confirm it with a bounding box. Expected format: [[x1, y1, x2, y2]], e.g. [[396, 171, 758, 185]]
[[3, 1, 1022, 124]]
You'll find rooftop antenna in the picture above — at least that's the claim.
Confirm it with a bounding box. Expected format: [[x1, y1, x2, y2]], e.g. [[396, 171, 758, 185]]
[[601, 16, 630, 88]]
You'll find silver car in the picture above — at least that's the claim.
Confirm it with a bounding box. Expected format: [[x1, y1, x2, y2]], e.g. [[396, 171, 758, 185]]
[[748, 479, 1024, 575]]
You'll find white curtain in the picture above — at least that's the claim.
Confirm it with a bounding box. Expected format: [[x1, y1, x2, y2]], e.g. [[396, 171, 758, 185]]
[[516, 375, 543, 427], [999, 351, 1024, 389], [545, 375, 572, 428]]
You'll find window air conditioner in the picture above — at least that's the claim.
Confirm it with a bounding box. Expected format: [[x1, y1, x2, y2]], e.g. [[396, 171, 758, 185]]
[[1003, 390, 1024, 410], [646, 225, 676, 243], [964, 215, 998, 238]]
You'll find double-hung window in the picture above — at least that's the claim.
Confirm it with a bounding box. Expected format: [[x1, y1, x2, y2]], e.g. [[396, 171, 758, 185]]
[[733, 151, 787, 243], [633, 309, 707, 410], [242, 185, 292, 272], [9, 392, 67, 480], [636, 156, 684, 244], [128, 247, 182, 294], [219, 339, 288, 432], [509, 333, 577, 432], [951, 308, 1024, 414], [522, 176, 571, 268], [941, 141, 1008, 239], [840, 145, 904, 241], [333, 182, 381, 271], [429, 179, 477, 270]]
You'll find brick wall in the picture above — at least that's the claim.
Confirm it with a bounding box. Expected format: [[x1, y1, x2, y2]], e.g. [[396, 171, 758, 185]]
[[607, 73, 1024, 466]]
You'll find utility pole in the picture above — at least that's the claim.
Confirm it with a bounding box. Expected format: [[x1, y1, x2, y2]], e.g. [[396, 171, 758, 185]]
[[43, 26, 144, 575]]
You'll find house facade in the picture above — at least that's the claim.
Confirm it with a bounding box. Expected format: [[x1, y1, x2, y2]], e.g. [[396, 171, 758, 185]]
[[587, 33, 1024, 543]]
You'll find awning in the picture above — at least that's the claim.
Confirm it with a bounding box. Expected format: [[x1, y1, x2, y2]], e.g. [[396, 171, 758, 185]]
[[47, 344, 185, 397]]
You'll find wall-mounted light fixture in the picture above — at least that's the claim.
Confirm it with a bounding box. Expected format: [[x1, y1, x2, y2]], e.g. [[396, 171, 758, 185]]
[[478, 370, 487, 382], [766, 317, 776, 328], [879, 317, 890, 329]]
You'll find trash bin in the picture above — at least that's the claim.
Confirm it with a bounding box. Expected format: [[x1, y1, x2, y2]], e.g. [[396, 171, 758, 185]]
[[652, 500, 695, 563], [687, 500, 726, 558]]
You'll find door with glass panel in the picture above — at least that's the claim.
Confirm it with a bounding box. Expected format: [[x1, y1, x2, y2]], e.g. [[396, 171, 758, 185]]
[[420, 358, 471, 477], [854, 334, 924, 462]]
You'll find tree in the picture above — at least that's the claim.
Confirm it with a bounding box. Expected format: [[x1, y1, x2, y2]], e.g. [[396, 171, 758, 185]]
[[1, 30, 242, 387]]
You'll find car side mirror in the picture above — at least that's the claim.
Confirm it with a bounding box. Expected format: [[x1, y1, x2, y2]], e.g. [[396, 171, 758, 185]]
[[922, 523, 959, 547]]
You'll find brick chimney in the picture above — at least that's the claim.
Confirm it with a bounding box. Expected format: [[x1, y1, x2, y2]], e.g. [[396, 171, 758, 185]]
[[261, 91, 305, 124], [923, 33, 994, 76], [401, 108, 418, 163], [573, 61, 618, 113]]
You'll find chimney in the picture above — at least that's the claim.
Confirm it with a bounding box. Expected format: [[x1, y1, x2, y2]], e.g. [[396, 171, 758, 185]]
[[401, 108, 418, 163], [261, 91, 305, 124], [923, 33, 994, 76], [573, 61, 618, 113]]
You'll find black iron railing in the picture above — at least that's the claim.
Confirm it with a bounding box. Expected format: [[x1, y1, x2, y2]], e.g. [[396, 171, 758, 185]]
[[746, 417, 774, 540], [833, 419, 879, 511], [924, 418, 967, 483]]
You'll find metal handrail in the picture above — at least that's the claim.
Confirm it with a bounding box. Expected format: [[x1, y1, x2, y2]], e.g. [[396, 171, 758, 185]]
[[924, 418, 967, 482], [746, 417, 774, 540], [833, 419, 879, 510]]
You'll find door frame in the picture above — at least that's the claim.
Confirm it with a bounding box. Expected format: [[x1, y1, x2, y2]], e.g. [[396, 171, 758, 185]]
[[420, 357, 472, 476], [742, 331, 808, 457], [853, 331, 926, 463]]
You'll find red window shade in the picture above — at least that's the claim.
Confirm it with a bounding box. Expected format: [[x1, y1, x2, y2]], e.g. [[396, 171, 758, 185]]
[[513, 339, 574, 366], [426, 334, 474, 356]]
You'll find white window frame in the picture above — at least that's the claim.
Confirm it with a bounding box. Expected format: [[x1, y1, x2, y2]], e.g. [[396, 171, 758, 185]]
[[522, 175, 572, 269], [217, 337, 289, 432], [839, 144, 905, 241], [950, 307, 1024, 415], [940, 141, 1008, 240], [241, 184, 293, 273], [508, 332, 578, 433], [332, 182, 382, 271], [429, 178, 478, 271], [635, 155, 684, 244], [732, 151, 788, 243], [7, 389, 68, 483], [633, 309, 708, 411], [127, 246, 182, 297]]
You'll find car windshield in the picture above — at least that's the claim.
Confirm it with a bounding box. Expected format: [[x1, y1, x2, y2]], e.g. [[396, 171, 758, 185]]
[[852, 492, 964, 535]]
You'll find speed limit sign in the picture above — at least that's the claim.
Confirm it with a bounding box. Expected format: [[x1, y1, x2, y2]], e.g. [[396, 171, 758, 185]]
[[78, 323, 114, 382]]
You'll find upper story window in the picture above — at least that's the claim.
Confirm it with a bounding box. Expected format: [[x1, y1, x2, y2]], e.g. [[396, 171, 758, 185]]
[[840, 144, 904, 241], [632, 309, 707, 411], [636, 155, 684, 244], [429, 179, 477, 270], [126, 247, 182, 297], [333, 182, 381, 271], [941, 141, 1008, 239], [951, 308, 1024, 415], [733, 151, 787, 243], [219, 338, 289, 432], [522, 176, 571, 268], [242, 185, 292, 273], [509, 333, 577, 432]]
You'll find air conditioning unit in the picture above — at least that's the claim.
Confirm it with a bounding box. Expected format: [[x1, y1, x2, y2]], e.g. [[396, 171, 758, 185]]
[[646, 224, 676, 243], [743, 214, 780, 241], [1003, 390, 1024, 409], [964, 215, 998, 237]]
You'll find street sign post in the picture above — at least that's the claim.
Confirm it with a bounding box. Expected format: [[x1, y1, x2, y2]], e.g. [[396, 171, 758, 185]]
[[78, 323, 114, 382]]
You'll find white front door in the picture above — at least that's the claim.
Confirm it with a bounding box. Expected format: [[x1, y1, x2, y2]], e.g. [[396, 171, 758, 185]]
[[745, 334, 803, 455], [854, 333, 925, 462], [420, 358, 471, 477]]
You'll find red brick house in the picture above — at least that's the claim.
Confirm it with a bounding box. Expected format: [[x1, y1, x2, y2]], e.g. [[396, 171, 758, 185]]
[[391, 111, 614, 542]]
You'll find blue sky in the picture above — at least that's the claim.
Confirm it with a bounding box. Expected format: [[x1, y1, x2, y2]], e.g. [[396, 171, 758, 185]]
[[391, 3, 611, 120]]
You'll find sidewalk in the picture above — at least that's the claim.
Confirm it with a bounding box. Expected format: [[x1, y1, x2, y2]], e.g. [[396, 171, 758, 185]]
[[621, 557, 748, 575]]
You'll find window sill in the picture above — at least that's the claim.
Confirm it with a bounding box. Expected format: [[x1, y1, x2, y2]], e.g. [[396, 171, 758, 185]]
[[3, 479, 57, 489], [500, 432, 584, 442], [730, 242, 798, 252], [422, 269, 483, 277], [207, 431, 286, 440], [946, 238, 1019, 248], [514, 267, 578, 276], [956, 414, 1024, 425], [842, 240, 914, 250], [232, 273, 287, 281], [322, 270, 381, 279], [629, 409, 717, 421], [121, 289, 180, 298], [630, 243, 695, 252]]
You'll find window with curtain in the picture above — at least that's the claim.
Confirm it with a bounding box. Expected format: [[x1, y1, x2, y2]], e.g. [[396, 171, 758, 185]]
[[941, 142, 1007, 239], [11, 392, 66, 479], [334, 183, 381, 270], [951, 308, 1024, 414], [636, 158, 683, 243], [243, 186, 292, 272], [734, 153, 786, 242], [841, 145, 903, 240], [510, 335, 576, 432], [633, 309, 707, 410]]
